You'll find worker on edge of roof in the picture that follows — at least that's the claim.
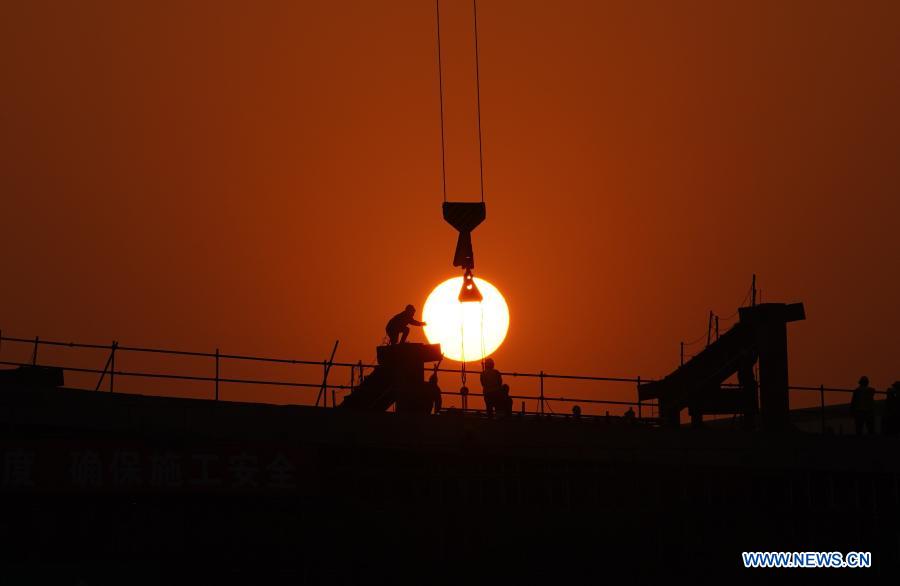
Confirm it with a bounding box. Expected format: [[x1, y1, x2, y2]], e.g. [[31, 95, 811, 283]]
[[851, 375, 876, 436], [427, 368, 442, 414], [385, 304, 427, 345], [481, 357, 506, 418]]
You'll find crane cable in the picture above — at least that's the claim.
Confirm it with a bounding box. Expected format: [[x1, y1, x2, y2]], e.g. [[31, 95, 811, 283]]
[[435, 0, 489, 391], [479, 304, 486, 366], [458, 303, 489, 398], [435, 0, 486, 202], [472, 0, 486, 202], [460, 314, 466, 385], [435, 0, 448, 202]]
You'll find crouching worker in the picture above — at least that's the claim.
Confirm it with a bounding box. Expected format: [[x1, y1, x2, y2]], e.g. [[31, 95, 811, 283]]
[[480, 358, 511, 417], [385, 304, 426, 345]]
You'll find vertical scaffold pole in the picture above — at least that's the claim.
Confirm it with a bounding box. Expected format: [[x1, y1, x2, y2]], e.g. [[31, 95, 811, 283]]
[[539, 370, 545, 415], [215, 348, 220, 401], [637, 376, 642, 420], [820, 384, 826, 434], [109, 341, 117, 393]]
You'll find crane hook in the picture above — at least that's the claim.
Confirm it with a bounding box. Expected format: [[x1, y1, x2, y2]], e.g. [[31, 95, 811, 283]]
[[443, 201, 485, 302]]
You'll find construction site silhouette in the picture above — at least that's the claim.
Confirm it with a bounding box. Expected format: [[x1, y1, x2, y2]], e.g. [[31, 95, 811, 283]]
[[1, 290, 899, 584], [2, 0, 899, 582]]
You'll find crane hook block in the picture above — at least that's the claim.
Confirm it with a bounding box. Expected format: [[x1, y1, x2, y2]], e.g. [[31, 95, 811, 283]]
[[442, 202, 486, 270], [458, 268, 483, 302]]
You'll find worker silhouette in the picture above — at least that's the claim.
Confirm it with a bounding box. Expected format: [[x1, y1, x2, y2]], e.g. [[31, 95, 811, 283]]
[[428, 367, 443, 414], [498, 383, 512, 416], [385, 304, 426, 345], [480, 358, 508, 417], [851, 375, 876, 435]]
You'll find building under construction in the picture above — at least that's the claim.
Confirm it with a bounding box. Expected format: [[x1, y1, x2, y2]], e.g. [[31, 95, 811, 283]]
[[1, 299, 899, 583]]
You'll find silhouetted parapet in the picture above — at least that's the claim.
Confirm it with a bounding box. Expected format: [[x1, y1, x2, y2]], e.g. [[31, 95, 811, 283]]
[[639, 302, 804, 431], [375, 343, 442, 367], [738, 302, 805, 325], [340, 343, 442, 412], [0, 366, 64, 389]]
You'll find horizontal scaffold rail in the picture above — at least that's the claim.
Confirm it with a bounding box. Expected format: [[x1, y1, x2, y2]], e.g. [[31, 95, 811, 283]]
[[0, 332, 878, 422]]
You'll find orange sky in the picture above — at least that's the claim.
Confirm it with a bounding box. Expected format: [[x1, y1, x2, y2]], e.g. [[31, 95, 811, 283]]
[[2, 0, 899, 409]]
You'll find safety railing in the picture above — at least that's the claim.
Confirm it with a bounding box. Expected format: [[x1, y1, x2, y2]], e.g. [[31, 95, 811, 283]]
[[0, 332, 886, 430], [0, 332, 655, 419]]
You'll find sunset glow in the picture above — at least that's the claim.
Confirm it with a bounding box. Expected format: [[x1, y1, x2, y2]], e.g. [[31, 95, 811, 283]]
[[423, 276, 509, 363]]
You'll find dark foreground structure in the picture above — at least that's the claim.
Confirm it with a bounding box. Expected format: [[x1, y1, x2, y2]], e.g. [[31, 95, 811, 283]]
[[640, 302, 806, 430], [2, 376, 899, 584]]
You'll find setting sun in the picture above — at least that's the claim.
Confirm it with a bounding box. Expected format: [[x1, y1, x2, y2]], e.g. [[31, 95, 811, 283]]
[[422, 276, 509, 363]]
